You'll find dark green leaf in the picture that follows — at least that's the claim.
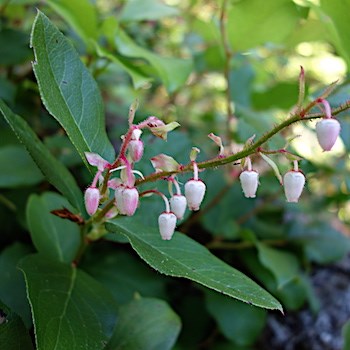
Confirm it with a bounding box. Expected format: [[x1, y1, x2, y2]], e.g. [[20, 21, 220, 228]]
[[0, 28, 32, 66], [106, 219, 283, 311], [106, 297, 181, 350], [31, 11, 115, 167], [26, 192, 81, 264], [205, 290, 266, 346], [0, 99, 84, 212], [256, 243, 299, 289], [0, 145, 44, 188], [120, 0, 179, 21], [83, 250, 167, 304], [19, 254, 118, 350], [303, 227, 350, 264], [0, 243, 32, 328], [0, 301, 34, 350], [343, 319, 350, 350]]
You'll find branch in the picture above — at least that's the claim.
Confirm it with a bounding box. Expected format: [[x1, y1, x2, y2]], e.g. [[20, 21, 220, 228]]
[[136, 99, 350, 186]]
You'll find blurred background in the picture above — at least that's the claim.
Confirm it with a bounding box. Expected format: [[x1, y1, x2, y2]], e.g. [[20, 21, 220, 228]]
[[1, 0, 350, 349]]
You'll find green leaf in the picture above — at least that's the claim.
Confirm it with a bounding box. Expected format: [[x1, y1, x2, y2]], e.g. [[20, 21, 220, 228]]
[[320, 0, 350, 67], [26, 192, 81, 264], [0, 99, 84, 212], [228, 0, 300, 51], [120, 0, 179, 22], [106, 297, 181, 350], [0, 28, 33, 66], [46, 0, 98, 44], [83, 250, 167, 304], [0, 301, 34, 350], [342, 319, 350, 350], [113, 27, 192, 93], [106, 219, 283, 311], [0, 243, 32, 328], [256, 243, 299, 289], [205, 290, 266, 346], [303, 226, 350, 264], [0, 145, 44, 188], [19, 254, 118, 350], [95, 42, 152, 89], [30, 11, 115, 167]]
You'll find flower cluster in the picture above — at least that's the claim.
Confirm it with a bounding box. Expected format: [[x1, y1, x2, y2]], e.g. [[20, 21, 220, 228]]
[[83, 113, 206, 241], [238, 98, 341, 203], [83, 95, 341, 241]]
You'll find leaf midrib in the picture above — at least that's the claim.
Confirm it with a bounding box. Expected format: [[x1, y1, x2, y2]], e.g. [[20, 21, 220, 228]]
[[110, 223, 281, 310]]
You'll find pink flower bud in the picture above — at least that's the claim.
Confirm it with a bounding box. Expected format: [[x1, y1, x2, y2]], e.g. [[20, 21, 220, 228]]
[[239, 170, 259, 198], [158, 212, 177, 240], [170, 195, 187, 220], [185, 179, 206, 211], [84, 187, 100, 215], [283, 171, 305, 203], [316, 118, 341, 151], [121, 187, 139, 216], [128, 140, 144, 162]]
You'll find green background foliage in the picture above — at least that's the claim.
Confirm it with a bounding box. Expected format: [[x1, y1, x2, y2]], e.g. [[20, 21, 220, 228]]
[[0, 0, 349, 349]]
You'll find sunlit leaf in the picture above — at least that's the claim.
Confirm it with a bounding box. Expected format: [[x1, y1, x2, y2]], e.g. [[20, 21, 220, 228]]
[[31, 11, 115, 168]]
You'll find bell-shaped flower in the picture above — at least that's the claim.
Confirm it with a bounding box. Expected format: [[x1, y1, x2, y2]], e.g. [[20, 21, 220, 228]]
[[240, 170, 259, 198], [84, 187, 100, 215], [316, 118, 341, 151], [283, 171, 305, 203], [128, 140, 144, 162], [121, 187, 139, 216], [158, 212, 177, 240], [170, 195, 187, 220], [185, 179, 206, 211]]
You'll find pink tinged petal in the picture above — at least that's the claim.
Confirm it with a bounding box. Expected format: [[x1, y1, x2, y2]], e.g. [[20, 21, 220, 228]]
[[128, 140, 144, 162], [108, 178, 123, 190], [283, 171, 305, 203], [239, 170, 259, 198], [158, 212, 177, 240], [115, 186, 126, 215], [169, 195, 187, 220], [122, 187, 139, 216], [84, 187, 100, 215], [149, 121, 180, 140], [151, 154, 179, 173], [185, 179, 206, 211], [316, 119, 341, 151], [85, 152, 110, 171], [146, 116, 165, 128], [105, 206, 119, 219]]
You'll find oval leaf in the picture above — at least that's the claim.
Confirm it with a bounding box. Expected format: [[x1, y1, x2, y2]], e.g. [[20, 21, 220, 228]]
[[30, 11, 115, 167], [106, 218, 283, 311], [0, 99, 84, 212], [0, 145, 43, 188], [19, 254, 118, 350], [0, 301, 34, 350], [106, 297, 181, 350], [26, 192, 81, 264]]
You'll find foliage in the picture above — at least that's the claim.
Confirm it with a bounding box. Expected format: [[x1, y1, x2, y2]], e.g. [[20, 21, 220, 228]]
[[0, 0, 350, 349]]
